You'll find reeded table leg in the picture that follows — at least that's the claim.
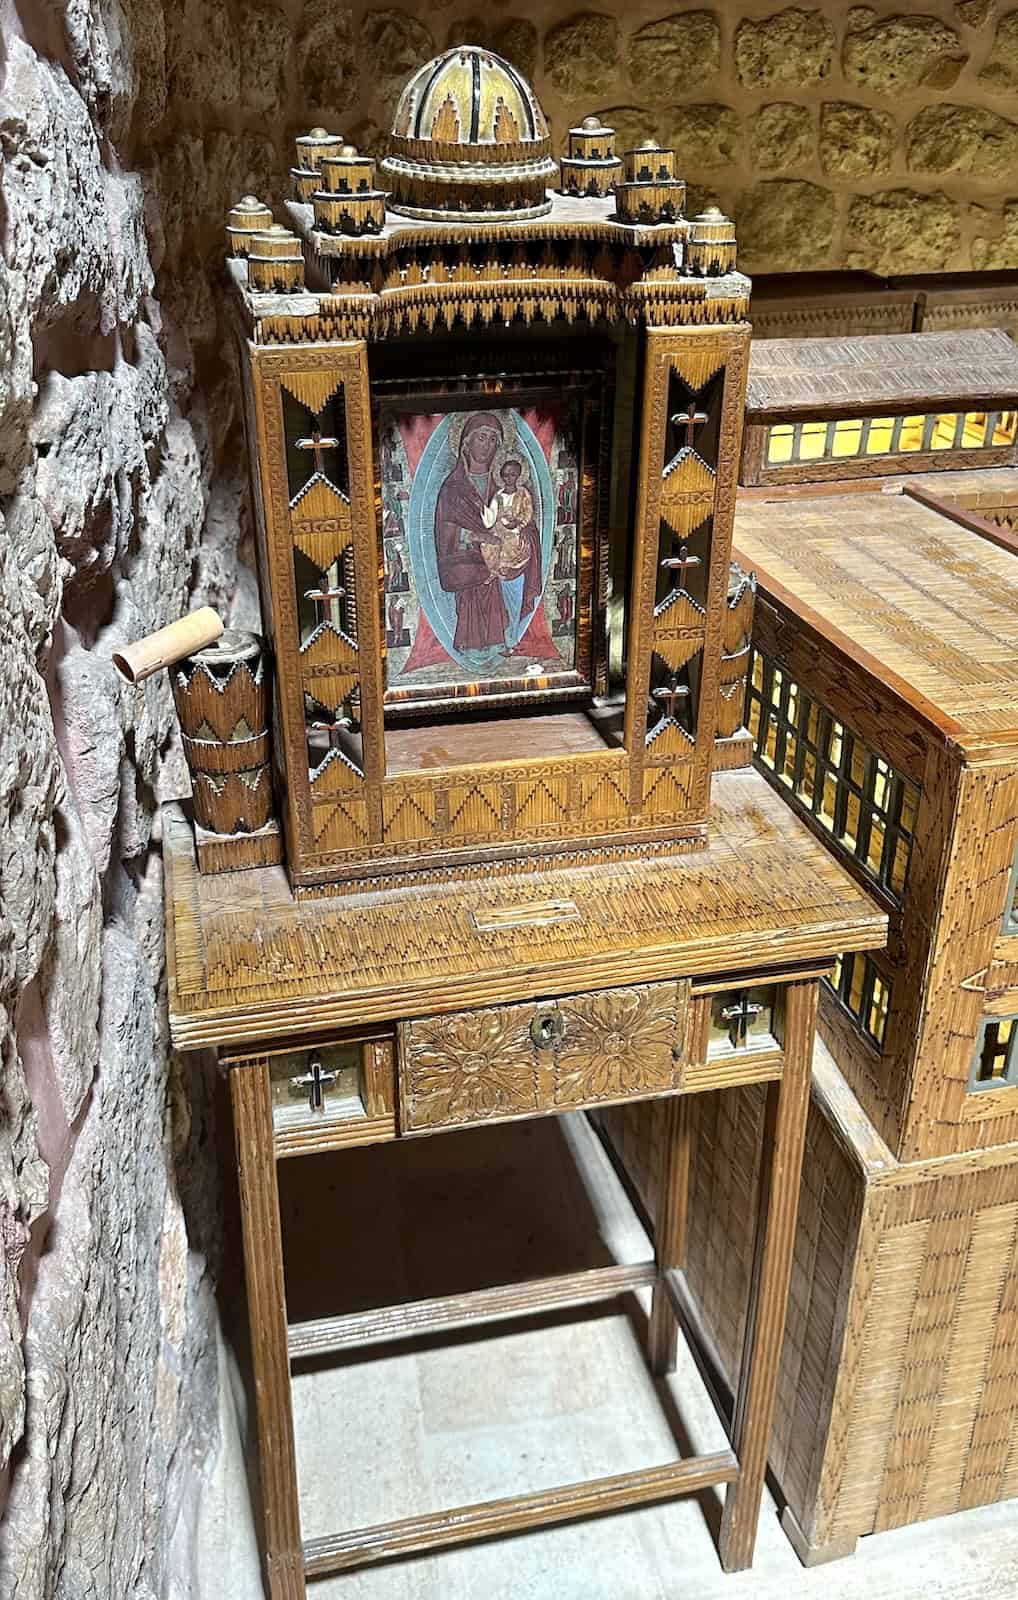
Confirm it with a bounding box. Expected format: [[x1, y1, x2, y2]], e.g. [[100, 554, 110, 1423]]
[[718, 979, 817, 1573], [648, 1094, 692, 1374], [231, 1058, 306, 1600]]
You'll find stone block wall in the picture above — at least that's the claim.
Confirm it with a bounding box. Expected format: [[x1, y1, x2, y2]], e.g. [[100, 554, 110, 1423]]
[[147, 0, 1018, 288], [2, 0, 1017, 1593]]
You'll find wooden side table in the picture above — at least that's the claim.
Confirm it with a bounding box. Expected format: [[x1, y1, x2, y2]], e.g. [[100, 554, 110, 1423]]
[[164, 770, 885, 1597]]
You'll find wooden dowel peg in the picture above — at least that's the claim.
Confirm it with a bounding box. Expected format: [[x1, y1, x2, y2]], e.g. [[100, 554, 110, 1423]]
[[112, 608, 225, 684]]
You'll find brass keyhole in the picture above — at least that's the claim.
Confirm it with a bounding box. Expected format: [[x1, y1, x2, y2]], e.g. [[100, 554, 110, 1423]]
[[530, 1008, 565, 1050]]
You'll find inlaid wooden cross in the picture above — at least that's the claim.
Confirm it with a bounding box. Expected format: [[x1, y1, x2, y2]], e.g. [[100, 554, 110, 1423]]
[[304, 572, 346, 627], [671, 400, 708, 451], [289, 1055, 338, 1112], [720, 993, 763, 1049], [652, 677, 691, 724], [295, 427, 340, 476], [659, 539, 701, 591], [311, 708, 355, 751]]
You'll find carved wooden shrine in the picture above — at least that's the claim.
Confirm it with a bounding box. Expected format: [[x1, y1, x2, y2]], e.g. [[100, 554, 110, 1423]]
[[163, 49, 885, 1596], [601, 330, 1018, 1566]]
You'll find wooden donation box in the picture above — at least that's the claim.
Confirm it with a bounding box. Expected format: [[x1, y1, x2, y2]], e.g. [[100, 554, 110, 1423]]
[[165, 48, 885, 1596], [597, 329, 1018, 1570]]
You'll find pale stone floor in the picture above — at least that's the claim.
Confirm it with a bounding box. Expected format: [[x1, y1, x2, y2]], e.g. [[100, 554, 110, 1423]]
[[198, 1113, 1018, 1599]]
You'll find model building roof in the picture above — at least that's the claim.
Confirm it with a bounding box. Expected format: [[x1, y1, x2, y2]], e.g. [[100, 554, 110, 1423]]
[[733, 480, 1018, 740], [745, 328, 1018, 418]]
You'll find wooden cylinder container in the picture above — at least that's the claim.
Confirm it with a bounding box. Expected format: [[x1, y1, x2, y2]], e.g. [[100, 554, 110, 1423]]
[[172, 630, 282, 868]]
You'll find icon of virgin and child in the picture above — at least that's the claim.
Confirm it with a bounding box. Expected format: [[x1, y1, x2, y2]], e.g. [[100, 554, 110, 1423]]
[[392, 409, 567, 684]]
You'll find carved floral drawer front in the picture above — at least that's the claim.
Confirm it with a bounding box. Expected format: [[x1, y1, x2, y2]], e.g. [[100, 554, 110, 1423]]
[[397, 980, 691, 1134]]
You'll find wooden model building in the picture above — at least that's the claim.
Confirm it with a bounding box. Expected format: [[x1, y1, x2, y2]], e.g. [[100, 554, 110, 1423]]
[[602, 326, 1018, 1566], [150, 48, 888, 1597]]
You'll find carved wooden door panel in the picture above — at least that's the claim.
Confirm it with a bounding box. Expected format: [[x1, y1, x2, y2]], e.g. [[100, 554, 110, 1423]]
[[398, 979, 691, 1134]]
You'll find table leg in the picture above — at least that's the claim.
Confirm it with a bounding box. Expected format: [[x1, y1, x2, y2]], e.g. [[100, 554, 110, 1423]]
[[718, 979, 816, 1574], [648, 1094, 692, 1374], [231, 1058, 306, 1600]]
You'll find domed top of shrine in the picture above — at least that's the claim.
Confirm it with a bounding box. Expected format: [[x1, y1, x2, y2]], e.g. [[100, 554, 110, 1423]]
[[391, 45, 549, 149], [381, 46, 557, 223]]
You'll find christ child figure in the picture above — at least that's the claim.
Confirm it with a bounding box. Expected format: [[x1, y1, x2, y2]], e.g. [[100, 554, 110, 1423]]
[[481, 459, 534, 579]]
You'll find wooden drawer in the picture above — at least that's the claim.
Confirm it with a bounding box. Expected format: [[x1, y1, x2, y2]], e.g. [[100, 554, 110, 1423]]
[[397, 980, 691, 1134]]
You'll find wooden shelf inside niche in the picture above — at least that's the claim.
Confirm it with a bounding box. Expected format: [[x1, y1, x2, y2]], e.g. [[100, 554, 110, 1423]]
[[383, 708, 622, 776]]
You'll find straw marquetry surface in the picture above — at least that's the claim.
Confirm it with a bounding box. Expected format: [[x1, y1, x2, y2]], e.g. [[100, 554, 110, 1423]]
[[741, 502, 1018, 1161], [600, 1042, 1018, 1561], [744, 329, 1018, 419], [164, 768, 885, 1052], [734, 491, 1018, 745]]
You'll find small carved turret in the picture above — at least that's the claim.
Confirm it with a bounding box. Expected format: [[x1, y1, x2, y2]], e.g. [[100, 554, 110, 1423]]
[[614, 141, 686, 227], [687, 207, 737, 277], [312, 146, 387, 237], [559, 115, 623, 199], [226, 195, 273, 257], [247, 223, 306, 292], [293, 128, 346, 202]]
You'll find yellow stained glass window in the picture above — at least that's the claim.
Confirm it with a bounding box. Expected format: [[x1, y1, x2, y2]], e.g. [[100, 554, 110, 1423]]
[[868, 976, 889, 1046], [830, 419, 863, 457], [779, 730, 797, 786], [972, 1017, 1017, 1089], [798, 421, 828, 461], [866, 418, 895, 455], [930, 412, 958, 450], [897, 416, 926, 452], [889, 835, 909, 896], [767, 424, 795, 464], [842, 790, 861, 851], [872, 760, 889, 810], [850, 744, 866, 787], [798, 749, 817, 805], [848, 957, 866, 1015], [867, 818, 885, 873]]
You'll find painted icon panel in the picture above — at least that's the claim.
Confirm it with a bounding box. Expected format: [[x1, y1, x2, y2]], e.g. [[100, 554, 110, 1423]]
[[380, 394, 591, 712]]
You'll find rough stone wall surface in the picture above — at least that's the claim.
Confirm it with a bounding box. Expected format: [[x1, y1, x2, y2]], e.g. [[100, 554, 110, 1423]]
[[0, 0, 250, 1589]]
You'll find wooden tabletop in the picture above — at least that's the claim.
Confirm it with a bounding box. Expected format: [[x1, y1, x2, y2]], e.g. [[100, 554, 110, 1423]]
[[164, 768, 886, 1051], [734, 487, 1018, 744]]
